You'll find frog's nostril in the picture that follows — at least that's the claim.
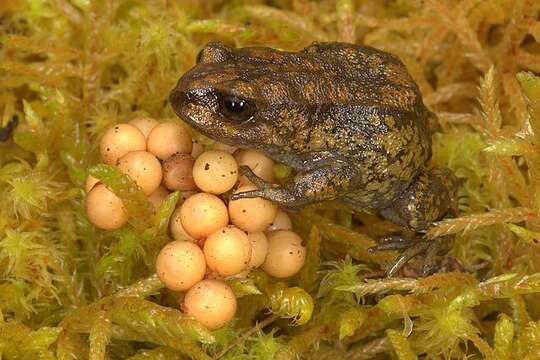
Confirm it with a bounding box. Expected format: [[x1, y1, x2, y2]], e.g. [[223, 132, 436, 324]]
[[170, 87, 215, 111]]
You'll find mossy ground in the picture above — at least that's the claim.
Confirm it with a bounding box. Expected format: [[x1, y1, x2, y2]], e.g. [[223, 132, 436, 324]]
[[1, 0, 540, 359]]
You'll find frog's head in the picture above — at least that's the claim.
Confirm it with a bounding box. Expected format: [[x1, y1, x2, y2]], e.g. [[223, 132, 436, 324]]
[[169, 41, 303, 153]]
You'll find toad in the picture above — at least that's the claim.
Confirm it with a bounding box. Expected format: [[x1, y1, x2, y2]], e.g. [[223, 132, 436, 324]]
[[170, 41, 459, 276]]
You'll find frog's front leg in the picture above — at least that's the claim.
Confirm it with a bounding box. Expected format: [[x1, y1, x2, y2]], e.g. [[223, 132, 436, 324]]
[[230, 165, 355, 208], [369, 167, 459, 277]]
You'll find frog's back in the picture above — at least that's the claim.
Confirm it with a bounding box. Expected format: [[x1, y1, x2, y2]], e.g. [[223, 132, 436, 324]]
[[297, 43, 432, 209], [298, 43, 422, 113]]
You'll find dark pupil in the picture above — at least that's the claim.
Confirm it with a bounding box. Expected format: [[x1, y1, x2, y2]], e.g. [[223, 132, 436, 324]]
[[225, 98, 247, 113]]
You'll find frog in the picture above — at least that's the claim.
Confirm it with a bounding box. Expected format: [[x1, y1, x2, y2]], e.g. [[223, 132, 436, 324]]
[[169, 41, 459, 277]]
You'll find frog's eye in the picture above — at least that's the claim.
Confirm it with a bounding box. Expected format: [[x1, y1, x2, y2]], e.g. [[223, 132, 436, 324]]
[[224, 97, 248, 113], [220, 95, 255, 123]]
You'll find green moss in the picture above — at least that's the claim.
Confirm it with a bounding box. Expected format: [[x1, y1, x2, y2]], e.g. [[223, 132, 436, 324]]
[[1, 0, 540, 358]]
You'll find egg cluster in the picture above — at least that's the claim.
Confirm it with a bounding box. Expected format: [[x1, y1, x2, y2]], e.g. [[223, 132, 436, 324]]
[[85, 118, 193, 229], [84, 117, 307, 330]]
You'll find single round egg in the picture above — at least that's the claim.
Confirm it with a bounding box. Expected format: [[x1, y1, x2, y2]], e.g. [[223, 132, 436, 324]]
[[262, 230, 306, 278], [117, 151, 162, 195], [155, 241, 206, 291], [228, 185, 278, 232], [147, 122, 192, 160], [100, 124, 146, 165], [162, 153, 196, 191], [192, 150, 238, 194], [183, 279, 237, 330], [129, 117, 158, 138], [204, 226, 252, 276], [179, 193, 229, 239], [85, 184, 128, 230]]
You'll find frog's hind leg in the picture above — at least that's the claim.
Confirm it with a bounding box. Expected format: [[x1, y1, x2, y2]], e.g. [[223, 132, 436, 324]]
[[370, 167, 459, 277], [369, 235, 451, 277]]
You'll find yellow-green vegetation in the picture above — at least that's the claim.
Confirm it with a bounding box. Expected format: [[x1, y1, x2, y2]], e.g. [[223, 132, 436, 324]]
[[1, 0, 540, 359]]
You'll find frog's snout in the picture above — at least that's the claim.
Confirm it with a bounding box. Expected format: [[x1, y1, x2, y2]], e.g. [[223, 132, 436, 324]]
[[170, 87, 204, 116], [169, 87, 187, 113]]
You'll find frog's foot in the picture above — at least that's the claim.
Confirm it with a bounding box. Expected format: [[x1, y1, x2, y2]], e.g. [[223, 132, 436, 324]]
[[230, 166, 296, 205], [235, 165, 268, 190], [368, 236, 447, 277]]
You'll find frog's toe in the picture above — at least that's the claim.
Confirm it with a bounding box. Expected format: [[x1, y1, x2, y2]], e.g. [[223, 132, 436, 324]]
[[421, 240, 442, 276], [238, 165, 267, 188], [231, 165, 276, 200], [368, 235, 419, 251], [386, 241, 432, 277], [369, 236, 446, 277], [230, 189, 264, 200], [231, 185, 298, 207]]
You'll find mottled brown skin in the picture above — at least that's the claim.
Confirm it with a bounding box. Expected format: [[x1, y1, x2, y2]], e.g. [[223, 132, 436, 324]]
[[170, 41, 459, 276]]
